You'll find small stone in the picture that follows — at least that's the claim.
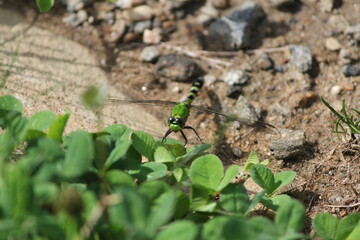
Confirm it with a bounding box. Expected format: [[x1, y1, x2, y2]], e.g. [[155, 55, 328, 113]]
[[143, 28, 162, 44], [133, 20, 152, 34], [270, 0, 296, 8], [319, 0, 334, 12], [233, 95, 259, 124], [255, 53, 273, 70], [114, 0, 132, 9], [211, 0, 228, 9], [140, 46, 160, 63], [206, 1, 265, 50], [123, 32, 141, 42], [231, 147, 244, 158], [167, 0, 192, 10], [328, 15, 349, 33], [62, 0, 86, 12], [155, 54, 204, 82], [287, 45, 313, 73], [331, 85, 341, 95], [343, 65, 360, 77], [325, 37, 342, 51], [222, 70, 249, 85], [131, 5, 154, 22], [289, 91, 317, 109], [340, 82, 355, 91], [270, 103, 291, 117], [62, 10, 88, 27], [204, 74, 217, 86], [270, 129, 306, 160], [345, 24, 360, 35], [103, 19, 127, 43], [197, 3, 219, 25], [339, 48, 351, 65]]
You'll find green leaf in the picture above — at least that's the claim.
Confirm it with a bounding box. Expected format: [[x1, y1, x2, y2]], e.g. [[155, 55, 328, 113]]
[[164, 143, 186, 158], [36, 0, 55, 12], [108, 186, 149, 234], [0, 95, 22, 113], [174, 191, 190, 219], [62, 131, 94, 178], [275, 199, 305, 234], [346, 220, 360, 240], [273, 171, 297, 194], [172, 167, 184, 182], [176, 143, 211, 165], [0, 164, 32, 219], [130, 162, 168, 181], [190, 154, 223, 192], [47, 110, 70, 143], [190, 184, 212, 211], [154, 146, 175, 163], [202, 216, 251, 240], [243, 151, 259, 172], [139, 180, 170, 203], [106, 170, 136, 188], [145, 191, 176, 236], [336, 213, 360, 240], [245, 191, 266, 216], [217, 165, 239, 192], [104, 138, 132, 169], [33, 182, 59, 204], [155, 220, 198, 240], [250, 164, 276, 195], [27, 111, 56, 131], [104, 124, 132, 139], [131, 131, 157, 161], [220, 183, 250, 214], [313, 213, 338, 240]]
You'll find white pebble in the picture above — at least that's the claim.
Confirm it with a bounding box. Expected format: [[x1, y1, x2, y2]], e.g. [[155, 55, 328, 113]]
[[331, 85, 341, 95]]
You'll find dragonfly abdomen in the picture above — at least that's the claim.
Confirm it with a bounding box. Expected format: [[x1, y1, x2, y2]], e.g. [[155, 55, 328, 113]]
[[183, 77, 204, 105]]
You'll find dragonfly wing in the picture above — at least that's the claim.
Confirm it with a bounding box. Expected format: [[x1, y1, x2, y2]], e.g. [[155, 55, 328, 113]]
[[107, 98, 178, 106], [190, 104, 280, 136]]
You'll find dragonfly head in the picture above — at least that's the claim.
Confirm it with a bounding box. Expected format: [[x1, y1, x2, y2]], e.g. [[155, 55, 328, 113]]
[[167, 117, 185, 132]]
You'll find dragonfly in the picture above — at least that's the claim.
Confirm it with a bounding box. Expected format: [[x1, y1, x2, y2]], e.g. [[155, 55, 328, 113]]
[[108, 77, 279, 146]]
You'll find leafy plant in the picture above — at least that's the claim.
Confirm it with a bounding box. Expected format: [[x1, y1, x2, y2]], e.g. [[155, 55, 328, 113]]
[[1, 94, 358, 239], [321, 97, 360, 139]]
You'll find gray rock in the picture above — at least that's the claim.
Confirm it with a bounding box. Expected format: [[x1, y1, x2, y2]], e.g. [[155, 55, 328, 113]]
[[343, 65, 360, 77], [223, 70, 249, 85], [114, 0, 132, 9], [270, 129, 306, 160], [61, 0, 90, 12], [155, 54, 203, 82], [133, 20, 152, 34], [270, 103, 291, 117], [206, 1, 265, 50], [233, 95, 259, 125], [227, 85, 242, 99], [288, 45, 313, 73], [203, 74, 217, 86], [140, 46, 160, 63], [328, 15, 349, 33], [62, 10, 88, 27], [255, 53, 273, 70]]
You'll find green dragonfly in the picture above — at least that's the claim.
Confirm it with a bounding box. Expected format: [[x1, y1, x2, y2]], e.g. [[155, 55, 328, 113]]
[[108, 77, 279, 146]]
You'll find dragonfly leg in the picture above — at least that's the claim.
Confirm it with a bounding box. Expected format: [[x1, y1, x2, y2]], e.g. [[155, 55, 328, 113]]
[[162, 129, 172, 143], [184, 126, 203, 143], [180, 130, 188, 146]]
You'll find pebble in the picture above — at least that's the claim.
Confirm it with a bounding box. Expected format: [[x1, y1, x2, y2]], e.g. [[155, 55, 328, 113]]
[[328, 15, 349, 33], [325, 37, 342, 51], [206, 1, 265, 50], [203, 74, 217, 86], [331, 85, 341, 95], [114, 0, 133, 9], [130, 5, 154, 22], [62, 10, 88, 27], [211, 0, 228, 9], [222, 70, 249, 86], [339, 48, 351, 65], [143, 28, 162, 44], [197, 3, 219, 25], [140, 46, 160, 63], [62, 0, 87, 12], [319, 0, 334, 12], [270, 129, 306, 160], [343, 65, 360, 77], [287, 45, 313, 73], [103, 19, 127, 43], [231, 147, 244, 158], [270, 0, 296, 8], [233, 95, 259, 124], [289, 91, 317, 109], [255, 53, 273, 70], [155, 54, 203, 82], [270, 103, 291, 117], [133, 20, 152, 34], [167, 0, 192, 10], [345, 24, 360, 35]]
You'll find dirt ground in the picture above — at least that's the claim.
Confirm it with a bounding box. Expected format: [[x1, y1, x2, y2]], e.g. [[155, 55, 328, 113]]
[[4, 0, 360, 234]]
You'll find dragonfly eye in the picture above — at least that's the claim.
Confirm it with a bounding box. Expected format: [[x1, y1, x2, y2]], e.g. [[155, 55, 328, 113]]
[[175, 118, 183, 126]]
